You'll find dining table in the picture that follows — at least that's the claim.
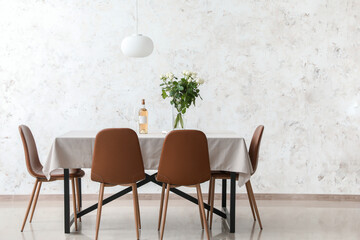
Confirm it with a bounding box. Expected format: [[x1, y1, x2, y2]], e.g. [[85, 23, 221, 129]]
[[43, 130, 253, 234]]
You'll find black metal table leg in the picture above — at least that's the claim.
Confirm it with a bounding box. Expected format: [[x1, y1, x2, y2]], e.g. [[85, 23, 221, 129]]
[[78, 178, 82, 208], [64, 169, 70, 233], [222, 179, 227, 208], [146, 173, 227, 218], [73, 172, 234, 232], [77, 173, 154, 218], [230, 172, 236, 233]]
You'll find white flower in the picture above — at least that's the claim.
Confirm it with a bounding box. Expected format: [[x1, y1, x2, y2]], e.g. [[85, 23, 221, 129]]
[[182, 70, 190, 77], [160, 74, 166, 79], [191, 72, 197, 78], [166, 72, 174, 80], [196, 78, 205, 84]]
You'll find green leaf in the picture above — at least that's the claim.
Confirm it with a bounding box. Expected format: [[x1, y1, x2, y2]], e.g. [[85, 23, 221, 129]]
[[162, 90, 168, 99]]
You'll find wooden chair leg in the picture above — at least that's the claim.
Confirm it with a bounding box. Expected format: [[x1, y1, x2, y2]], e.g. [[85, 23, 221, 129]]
[[206, 179, 212, 220], [21, 179, 38, 232], [132, 184, 140, 239], [75, 178, 81, 222], [245, 181, 256, 221], [248, 181, 263, 229], [197, 188, 204, 229], [95, 183, 104, 240], [196, 184, 210, 240], [209, 177, 215, 229], [160, 184, 170, 240], [158, 183, 165, 231], [135, 184, 141, 229], [71, 179, 78, 231], [29, 181, 42, 223]]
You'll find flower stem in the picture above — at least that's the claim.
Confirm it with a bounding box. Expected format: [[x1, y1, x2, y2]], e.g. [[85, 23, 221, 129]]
[[174, 113, 184, 129]]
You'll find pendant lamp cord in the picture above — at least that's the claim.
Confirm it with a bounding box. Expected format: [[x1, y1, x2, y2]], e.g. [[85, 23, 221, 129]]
[[136, 0, 139, 34]]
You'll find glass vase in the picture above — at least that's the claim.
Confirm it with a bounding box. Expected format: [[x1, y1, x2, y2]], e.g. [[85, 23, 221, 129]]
[[172, 107, 186, 129]]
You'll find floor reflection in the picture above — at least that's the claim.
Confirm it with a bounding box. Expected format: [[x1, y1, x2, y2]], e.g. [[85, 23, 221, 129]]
[[211, 219, 262, 240], [7, 199, 360, 240]]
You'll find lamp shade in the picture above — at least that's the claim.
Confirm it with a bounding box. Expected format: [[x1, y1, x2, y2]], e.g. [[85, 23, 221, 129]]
[[121, 34, 154, 58]]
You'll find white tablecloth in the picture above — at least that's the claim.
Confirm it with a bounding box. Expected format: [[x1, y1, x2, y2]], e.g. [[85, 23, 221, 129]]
[[43, 131, 253, 186]]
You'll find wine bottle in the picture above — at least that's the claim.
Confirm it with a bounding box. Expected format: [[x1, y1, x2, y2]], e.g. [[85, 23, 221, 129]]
[[139, 99, 148, 134]]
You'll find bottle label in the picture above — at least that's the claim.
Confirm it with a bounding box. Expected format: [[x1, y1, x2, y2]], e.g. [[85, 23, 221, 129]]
[[139, 116, 147, 124]]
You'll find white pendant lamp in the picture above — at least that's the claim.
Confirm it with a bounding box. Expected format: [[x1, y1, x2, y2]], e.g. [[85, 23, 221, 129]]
[[121, 0, 154, 58]]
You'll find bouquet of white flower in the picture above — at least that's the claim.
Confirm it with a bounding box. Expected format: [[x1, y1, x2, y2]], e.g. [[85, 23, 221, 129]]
[[160, 71, 204, 129]]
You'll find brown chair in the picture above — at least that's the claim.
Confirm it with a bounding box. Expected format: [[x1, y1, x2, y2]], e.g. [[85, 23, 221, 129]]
[[157, 130, 211, 240], [91, 128, 145, 240], [19, 125, 85, 232], [207, 125, 264, 230]]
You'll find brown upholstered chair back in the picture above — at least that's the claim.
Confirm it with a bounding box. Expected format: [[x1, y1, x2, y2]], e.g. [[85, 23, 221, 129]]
[[249, 125, 264, 174], [19, 125, 44, 178], [157, 130, 211, 186], [91, 128, 145, 185]]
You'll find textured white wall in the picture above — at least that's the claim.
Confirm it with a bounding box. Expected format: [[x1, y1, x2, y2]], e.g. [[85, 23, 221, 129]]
[[0, 0, 359, 195]]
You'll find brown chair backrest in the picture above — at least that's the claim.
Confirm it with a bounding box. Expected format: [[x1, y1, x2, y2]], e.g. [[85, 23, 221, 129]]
[[18, 125, 44, 178], [91, 128, 145, 185], [157, 130, 211, 186], [249, 125, 264, 174]]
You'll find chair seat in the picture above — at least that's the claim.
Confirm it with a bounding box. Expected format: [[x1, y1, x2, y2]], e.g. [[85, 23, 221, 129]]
[[210, 171, 239, 180], [51, 168, 85, 178], [37, 169, 85, 181]]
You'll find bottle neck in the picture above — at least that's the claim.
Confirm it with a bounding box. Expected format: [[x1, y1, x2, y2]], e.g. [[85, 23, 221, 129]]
[[141, 99, 146, 108]]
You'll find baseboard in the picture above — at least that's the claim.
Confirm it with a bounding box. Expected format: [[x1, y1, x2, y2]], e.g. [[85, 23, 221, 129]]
[[1, 193, 359, 201]]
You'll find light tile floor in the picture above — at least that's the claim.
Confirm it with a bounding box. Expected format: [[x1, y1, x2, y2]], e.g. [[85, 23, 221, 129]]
[[2, 198, 360, 239]]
